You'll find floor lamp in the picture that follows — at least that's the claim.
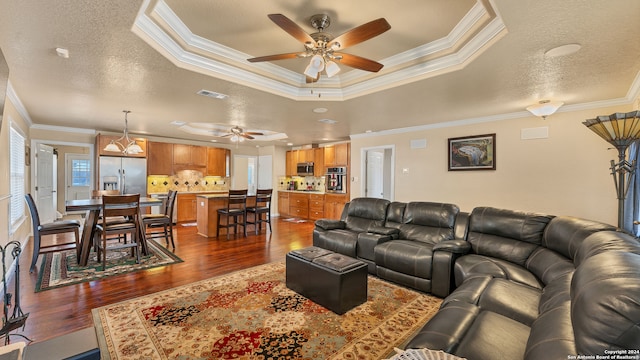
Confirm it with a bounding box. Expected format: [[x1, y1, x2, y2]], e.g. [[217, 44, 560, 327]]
[[583, 111, 640, 229]]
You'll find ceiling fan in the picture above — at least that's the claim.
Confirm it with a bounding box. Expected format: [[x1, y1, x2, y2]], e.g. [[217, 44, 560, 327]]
[[247, 13, 391, 81], [220, 126, 264, 140]]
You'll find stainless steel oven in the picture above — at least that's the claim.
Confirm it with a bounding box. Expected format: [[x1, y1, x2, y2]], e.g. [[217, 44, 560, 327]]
[[325, 167, 347, 193]]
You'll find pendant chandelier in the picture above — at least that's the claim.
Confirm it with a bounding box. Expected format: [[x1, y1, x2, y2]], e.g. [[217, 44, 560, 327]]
[[103, 110, 144, 155]]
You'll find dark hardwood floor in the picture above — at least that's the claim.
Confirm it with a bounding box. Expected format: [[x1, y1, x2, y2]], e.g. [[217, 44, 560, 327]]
[[14, 218, 315, 344]]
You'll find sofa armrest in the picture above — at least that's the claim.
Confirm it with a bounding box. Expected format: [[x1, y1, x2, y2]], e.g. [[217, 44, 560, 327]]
[[357, 232, 393, 262], [314, 219, 346, 231], [433, 239, 471, 254], [367, 226, 399, 238], [431, 240, 471, 298]]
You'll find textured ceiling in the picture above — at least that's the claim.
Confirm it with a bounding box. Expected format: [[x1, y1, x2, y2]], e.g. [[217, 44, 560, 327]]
[[0, 0, 638, 147]]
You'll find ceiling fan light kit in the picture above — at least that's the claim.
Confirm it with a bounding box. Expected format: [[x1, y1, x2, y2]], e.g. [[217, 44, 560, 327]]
[[248, 13, 390, 80]]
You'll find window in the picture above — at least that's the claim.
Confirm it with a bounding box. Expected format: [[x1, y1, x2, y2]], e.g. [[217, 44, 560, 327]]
[[71, 159, 91, 186], [10, 126, 25, 226]]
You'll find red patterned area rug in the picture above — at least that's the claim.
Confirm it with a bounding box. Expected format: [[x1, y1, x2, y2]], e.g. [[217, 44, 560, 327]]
[[92, 262, 442, 359]]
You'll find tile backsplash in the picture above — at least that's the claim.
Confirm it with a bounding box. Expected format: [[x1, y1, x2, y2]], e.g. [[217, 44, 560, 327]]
[[277, 176, 325, 191], [148, 170, 229, 194]]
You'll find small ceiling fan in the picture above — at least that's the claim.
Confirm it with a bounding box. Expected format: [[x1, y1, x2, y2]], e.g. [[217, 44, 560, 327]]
[[220, 126, 264, 140], [247, 13, 391, 81]]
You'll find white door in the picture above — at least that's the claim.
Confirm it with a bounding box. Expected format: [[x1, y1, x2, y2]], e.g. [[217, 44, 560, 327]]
[[66, 154, 92, 203], [365, 150, 384, 198], [35, 144, 55, 223], [258, 155, 273, 189]]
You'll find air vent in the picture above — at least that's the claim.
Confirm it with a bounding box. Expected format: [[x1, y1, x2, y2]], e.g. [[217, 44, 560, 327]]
[[196, 89, 228, 99]]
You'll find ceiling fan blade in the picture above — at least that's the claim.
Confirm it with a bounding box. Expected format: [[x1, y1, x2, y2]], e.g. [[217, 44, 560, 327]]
[[328, 18, 391, 50], [244, 132, 264, 136], [247, 52, 301, 63], [220, 133, 233, 138], [336, 53, 384, 72], [241, 133, 255, 140], [268, 14, 316, 46]]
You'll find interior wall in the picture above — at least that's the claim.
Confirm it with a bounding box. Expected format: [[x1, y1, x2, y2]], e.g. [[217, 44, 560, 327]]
[[53, 145, 90, 214], [350, 104, 632, 225]]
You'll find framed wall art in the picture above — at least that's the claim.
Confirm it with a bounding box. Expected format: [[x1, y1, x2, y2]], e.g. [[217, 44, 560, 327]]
[[448, 133, 496, 171]]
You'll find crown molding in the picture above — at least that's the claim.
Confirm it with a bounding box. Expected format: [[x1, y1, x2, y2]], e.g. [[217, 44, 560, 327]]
[[30, 124, 97, 134], [6, 80, 33, 127], [133, 0, 504, 101]]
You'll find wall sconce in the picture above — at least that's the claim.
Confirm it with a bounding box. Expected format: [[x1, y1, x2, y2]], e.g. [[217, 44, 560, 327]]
[[526, 100, 564, 120]]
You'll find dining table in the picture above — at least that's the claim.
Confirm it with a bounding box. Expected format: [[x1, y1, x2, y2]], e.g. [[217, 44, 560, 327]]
[[65, 196, 162, 266]]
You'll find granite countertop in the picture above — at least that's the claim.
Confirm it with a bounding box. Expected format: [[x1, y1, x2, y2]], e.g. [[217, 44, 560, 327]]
[[196, 193, 230, 199], [278, 190, 325, 194]]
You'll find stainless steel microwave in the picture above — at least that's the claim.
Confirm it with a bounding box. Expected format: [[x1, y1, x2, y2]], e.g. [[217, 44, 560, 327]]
[[296, 162, 314, 176]]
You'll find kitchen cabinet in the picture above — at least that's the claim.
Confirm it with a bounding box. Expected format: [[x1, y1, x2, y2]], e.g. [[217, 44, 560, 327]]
[[297, 149, 315, 163], [278, 191, 289, 216], [177, 193, 198, 223], [173, 144, 207, 173], [309, 193, 324, 220], [147, 141, 173, 175], [324, 193, 348, 220], [289, 192, 309, 218], [324, 143, 349, 167], [207, 147, 230, 177], [314, 148, 324, 177], [285, 150, 298, 176], [96, 134, 147, 158]]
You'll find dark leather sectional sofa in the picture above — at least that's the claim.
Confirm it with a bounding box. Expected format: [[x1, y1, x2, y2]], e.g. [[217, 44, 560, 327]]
[[313, 198, 640, 360]]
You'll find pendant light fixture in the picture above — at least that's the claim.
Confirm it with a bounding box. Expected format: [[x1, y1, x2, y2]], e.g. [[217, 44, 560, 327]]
[[103, 110, 144, 155]]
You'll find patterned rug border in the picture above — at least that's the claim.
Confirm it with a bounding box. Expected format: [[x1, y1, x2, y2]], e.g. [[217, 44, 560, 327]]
[[91, 261, 442, 360], [36, 239, 183, 292]]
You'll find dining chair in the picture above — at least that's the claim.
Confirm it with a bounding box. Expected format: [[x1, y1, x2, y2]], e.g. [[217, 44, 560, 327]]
[[25, 194, 81, 273], [217, 189, 248, 239], [95, 194, 141, 271], [246, 189, 272, 234], [141, 190, 177, 248]]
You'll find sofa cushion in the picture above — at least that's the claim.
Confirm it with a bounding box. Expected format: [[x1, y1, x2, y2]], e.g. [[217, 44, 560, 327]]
[[375, 240, 434, 279], [407, 301, 480, 352], [573, 230, 640, 267], [455, 311, 531, 360], [395, 202, 459, 244], [542, 216, 616, 260], [525, 246, 574, 286], [343, 197, 390, 232], [454, 254, 543, 289], [571, 251, 640, 354], [525, 301, 576, 360], [466, 208, 553, 267], [314, 229, 358, 257]]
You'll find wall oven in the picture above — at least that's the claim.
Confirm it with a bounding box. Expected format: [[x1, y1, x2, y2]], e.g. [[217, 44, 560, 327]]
[[297, 162, 314, 176], [325, 167, 347, 193]]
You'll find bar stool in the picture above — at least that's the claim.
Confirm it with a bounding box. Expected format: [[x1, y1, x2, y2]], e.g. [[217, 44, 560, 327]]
[[217, 189, 248, 239], [246, 189, 272, 234], [141, 190, 177, 248]]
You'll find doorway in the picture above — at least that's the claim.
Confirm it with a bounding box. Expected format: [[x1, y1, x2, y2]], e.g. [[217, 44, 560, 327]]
[[233, 155, 273, 194], [362, 146, 394, 200]]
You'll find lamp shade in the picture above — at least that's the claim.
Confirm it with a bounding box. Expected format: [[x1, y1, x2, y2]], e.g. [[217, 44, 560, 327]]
[[126, 142, 143, 154], [104, 141, 121, 152], [526, 100, 564, 118], [325, 60, 340, 77], [583, 111, 640, 148]]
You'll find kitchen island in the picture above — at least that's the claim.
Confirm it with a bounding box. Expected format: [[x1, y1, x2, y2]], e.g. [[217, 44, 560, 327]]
[[196, 193, 257, 237]]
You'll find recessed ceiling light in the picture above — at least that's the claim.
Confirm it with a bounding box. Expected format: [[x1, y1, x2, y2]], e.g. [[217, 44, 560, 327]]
[[55, 47, 69, 58], [544, 43, 581, 58], [196, 89, 228, 99], [318, 118, 337, 124], [287, 142, 293, 146], [365, 130, 373, 133], [210, 139, 218, 143], [313, 107, 328, 113], [170, 120, 186, 126]]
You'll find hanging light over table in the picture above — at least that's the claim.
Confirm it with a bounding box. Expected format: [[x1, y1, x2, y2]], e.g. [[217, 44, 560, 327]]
[[103, 110, 143, 155]]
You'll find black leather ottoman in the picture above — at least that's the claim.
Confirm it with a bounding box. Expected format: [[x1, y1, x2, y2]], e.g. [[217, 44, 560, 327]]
[[286, 246, 368, 315]]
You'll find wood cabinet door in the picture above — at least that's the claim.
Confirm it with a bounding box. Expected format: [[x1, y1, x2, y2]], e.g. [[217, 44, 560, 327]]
[[147, 141, 173, 175], [314, 148, 324, 176], [191, 146, 207, 167], [324, 146, 335, 167], [207, 148, 229, 176], [173, 144, 191, 165], [278, 192, 289, 216], [335, 143, 349, 166], [324, 194, 348, 220], [176, 193, 197, 222], [285, 151, 299, 176]]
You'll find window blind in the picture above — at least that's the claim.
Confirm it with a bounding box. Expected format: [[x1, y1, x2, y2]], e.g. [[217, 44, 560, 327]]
[[10, 126, 25, 226]]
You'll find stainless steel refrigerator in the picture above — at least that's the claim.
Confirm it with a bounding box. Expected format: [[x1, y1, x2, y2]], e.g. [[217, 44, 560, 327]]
[[99, 156, 147, 195]]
